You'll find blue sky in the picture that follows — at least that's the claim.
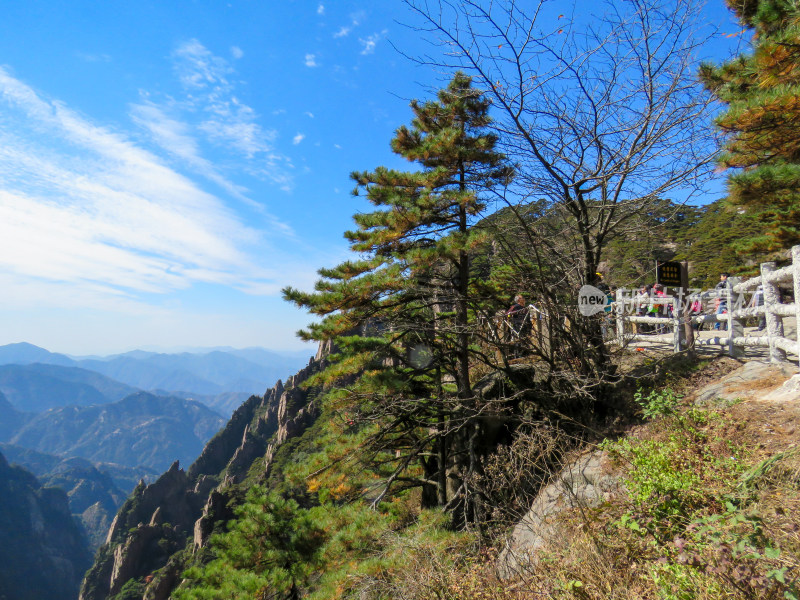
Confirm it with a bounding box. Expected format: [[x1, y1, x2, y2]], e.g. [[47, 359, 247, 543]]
[[0, 1, 744, 356]]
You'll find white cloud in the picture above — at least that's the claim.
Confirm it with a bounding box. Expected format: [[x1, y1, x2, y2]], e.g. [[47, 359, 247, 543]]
[[317, 3, 324, 15], [130, 102, 201, 162], [305, 111, 315, 118], [304, 53, 318, 68], [293, 133, 305, 145], [360, 31, 386, 55], [127, 39, 292, 189], [231, 46, 244, 59], [172, 39, 233, 90], [171, 40, 272, 154], [334, 11, 364, 38], [0, 67, 283, 305], [130, 101, 253, 199]]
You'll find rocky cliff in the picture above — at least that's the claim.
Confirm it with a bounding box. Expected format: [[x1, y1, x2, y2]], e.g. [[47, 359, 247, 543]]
[[0, 451, 92, 600], [79, 354, 326, 600]]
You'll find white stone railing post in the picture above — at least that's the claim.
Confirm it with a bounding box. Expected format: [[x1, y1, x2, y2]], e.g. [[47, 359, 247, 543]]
[[793, 246, 800, 370], [673, 291, 682, 353], [727, 285, 744, 358], [761, 261, 787, 363], [615, 289, 625, 347]]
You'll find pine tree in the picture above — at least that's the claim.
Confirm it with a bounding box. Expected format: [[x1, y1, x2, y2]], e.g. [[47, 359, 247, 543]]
[[175, 487, 325, 600], [283, 73, 511, 521], [700, 0, 800, 251]]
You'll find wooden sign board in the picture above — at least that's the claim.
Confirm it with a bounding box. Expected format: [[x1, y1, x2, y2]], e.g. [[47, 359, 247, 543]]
[[657, 261, 684, 287]]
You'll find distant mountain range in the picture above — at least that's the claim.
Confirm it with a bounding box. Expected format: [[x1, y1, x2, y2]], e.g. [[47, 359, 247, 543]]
[[0, 342, 314, 414], [0, 363, 139, 412], [0, 443, 157, 495], [0, 444, 151, 549], [0, 341, 312, 393], [7, 391, 225, 472], [0, 389, 224, 550]]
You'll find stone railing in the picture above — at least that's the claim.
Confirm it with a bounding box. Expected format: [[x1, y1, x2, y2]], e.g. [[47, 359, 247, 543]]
[[613, 245, 800, 368], [713, 245, 800, 364]]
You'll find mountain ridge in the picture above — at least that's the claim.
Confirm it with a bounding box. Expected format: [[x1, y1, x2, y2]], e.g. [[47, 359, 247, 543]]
[[9, 391, 226, 472], [0, 342, 313, 401]]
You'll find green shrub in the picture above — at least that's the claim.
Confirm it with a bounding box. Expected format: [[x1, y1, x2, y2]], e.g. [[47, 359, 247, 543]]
[[634, 386, 681, 420]]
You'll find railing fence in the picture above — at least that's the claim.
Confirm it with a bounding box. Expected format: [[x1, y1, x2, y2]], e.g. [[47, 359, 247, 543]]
[[613, 245, 800, 369]]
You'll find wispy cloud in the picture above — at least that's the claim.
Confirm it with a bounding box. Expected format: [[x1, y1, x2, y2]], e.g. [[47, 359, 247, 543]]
[[172, 39, 233, 90], [0, 67, 285, 307], [130, 39, 290, 190], [231, 46, 244, 59], [292, 133, 305, 145], [360, 31, 386, 55], [334, 11, 365, 38], [317, 3, 325, 15], [129, 101, 248, 200], [304, 53, 318, 68]]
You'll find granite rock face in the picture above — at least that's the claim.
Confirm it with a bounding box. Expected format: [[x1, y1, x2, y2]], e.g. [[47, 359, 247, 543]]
[[497, 450, 620, 578], [0, 451, 92, 600], [80, 352, 326, 600], [692, 360, 797, 405]]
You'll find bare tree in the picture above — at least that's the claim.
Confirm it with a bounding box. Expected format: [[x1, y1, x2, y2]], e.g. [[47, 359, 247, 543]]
[[403, 0, 718, 378]]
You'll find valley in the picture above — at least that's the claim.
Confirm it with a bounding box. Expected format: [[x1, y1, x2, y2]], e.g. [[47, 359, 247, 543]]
[[0, 343, 311, 558]]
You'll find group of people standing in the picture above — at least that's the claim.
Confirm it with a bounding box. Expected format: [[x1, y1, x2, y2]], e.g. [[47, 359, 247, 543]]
[[633, 282, 670, 333]]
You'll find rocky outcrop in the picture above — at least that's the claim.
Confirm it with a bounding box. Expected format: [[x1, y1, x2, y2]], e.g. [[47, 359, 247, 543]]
[[80, 353, 327, 600], [0, 451, 91, 600], [0, 445, 156, 552], [104, 461, 201, 547], [81, 461, 205, 600], [692, 359, 798, 405], [497, 450, 620, 578], [186, 393, 265, 481]]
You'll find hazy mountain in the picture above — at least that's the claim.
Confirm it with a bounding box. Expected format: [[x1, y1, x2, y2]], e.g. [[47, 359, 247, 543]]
[[0, 443, 160, 550], [0, 442, 159, 494], [0, 363, 139, 413], [0, 342, 313, 412], [0, 442, 157, 491], [154, 389, 253, 417], [0, 390, 28, 439], [0, 341, 76, 366], [0, 451, 91, 600], [9, 392, 226, 472], [0, 443, 62, 473], [76, 356, 223, 394], [92, 461, 160, 492], [76, 350, 309, 395], [221, 346, 314, 369]]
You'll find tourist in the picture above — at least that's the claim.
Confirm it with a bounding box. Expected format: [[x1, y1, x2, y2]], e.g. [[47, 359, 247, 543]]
[[714, 272, 731, 330]]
